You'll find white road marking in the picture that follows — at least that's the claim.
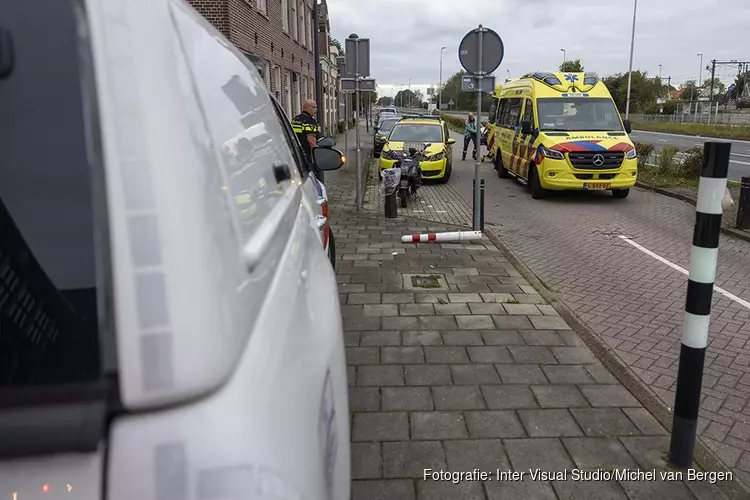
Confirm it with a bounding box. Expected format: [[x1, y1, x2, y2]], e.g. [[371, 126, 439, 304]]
[[731, 152, 750, 158], [436, 210, 447, 213], [658, 139, 668, 142], [730, 159, 750, 166], [633, 129, 750, 145], [618, 235, 750, 310]]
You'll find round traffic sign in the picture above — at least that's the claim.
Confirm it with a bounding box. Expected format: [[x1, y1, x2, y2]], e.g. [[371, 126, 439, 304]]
[[458, 26, 504, 75]]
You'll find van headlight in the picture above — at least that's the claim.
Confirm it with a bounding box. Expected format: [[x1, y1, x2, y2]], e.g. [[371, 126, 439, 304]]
[[427, 152, 444, 162], [625, 148, 637, 159], [383, 150, 399, 160], [540, 147, 565, 160]]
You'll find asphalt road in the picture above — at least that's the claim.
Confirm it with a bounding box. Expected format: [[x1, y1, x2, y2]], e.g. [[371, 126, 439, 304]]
[[443, 128, 750, 477], [629, 130, 750, 181]]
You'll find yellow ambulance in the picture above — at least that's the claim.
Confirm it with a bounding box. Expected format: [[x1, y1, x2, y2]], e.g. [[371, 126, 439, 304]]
[[491, 72, 637, 199]]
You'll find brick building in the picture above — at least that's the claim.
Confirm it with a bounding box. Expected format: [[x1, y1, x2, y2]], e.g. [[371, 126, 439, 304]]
[[188, 0, 317, 119]]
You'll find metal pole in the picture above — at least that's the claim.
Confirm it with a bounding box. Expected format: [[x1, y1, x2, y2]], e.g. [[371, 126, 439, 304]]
[[439, 47, 445, 111], [344, 94, 348, 166], [312, 0, 324, 127], [624, 0, 638, 119], [473, 25, 484, 231], [355, 38, 362, 211], [738, 176, 750, 230], [408, 78, 412, 109], [709, 60, 716, 125], [669, 141, 731, 469], [366, 92, 370, 132]]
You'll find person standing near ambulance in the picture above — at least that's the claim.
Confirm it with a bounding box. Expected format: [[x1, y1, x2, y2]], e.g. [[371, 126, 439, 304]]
[[462, 112, 478, 161]]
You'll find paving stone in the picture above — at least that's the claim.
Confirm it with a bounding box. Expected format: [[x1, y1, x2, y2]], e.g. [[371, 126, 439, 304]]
[[399, 304, 435, 316], [349, 387, 380, 411], [434, 303, 471, 315], [349, 293, 382, 304], [496, 364, 549, 384], [444, 439, 509, 472], [570, 408, 641, 437], [360, 330, 402, 346], [478, 386, 536, 411], [618, 436, 672, 470], [340, 284, 366, 293], [447, 293, 483, 303], [504, 303, 543, 315], [531, 385, 590, 408], [351, 479, 415, 500], [513, 294, 548, 305], [442, 330, 484, 345], [585, 364, 620, 384], [345, 331, 361, 347], [480, 293, 515, 303], [467, 346, 514, 363], [519, 330, 566, 346], [352, 412, 409, 441], [425, 346, 469, 364], [468, 303, 508, 315], [405, 365, 453, 386], [517, 409, 583, 437], [364, 304, 400, 317], [382, 441, 446, 478], [347, 347, 380, 365], [540, 365, 597, 384], [481, 330, 524, 345], [358, 365, 404, 386], [382, 316, 420, 330], [580, 385, 641, 407], [530, 316, 572, 330], [382, 293, 416, 304], [465, 410, 526, 438], [416, 480, 487, 500], [552, 479, 629, 500], [348, 366, 356, 386], [410, 411, 468, 439], [551, 346, 598, 364], [345, 316, 383, 331], [485, 478, 557, 500], [418, 315, 459, 330], [352, 442, 382, 479], [382, 347, 425, 364], [452, 364, 501, 385], [382, 387, 433, 411], [432, 386, 486, 410], [414, 293, 449, 303], [623, 407, 669, 435], [503, 437, 575, 472], [456, 315, 496, 329], [402, 331, 443, 346], [508, 346, 558, 364], [493, 315, 535, 330], [619, 478, 696, 500], [341, 304, 364, 318]]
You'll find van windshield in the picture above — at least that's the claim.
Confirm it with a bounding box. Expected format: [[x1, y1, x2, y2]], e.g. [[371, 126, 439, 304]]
[[537, 97, 623, 132], [389, 124, 443, 143], [379, 119, 399, 134]]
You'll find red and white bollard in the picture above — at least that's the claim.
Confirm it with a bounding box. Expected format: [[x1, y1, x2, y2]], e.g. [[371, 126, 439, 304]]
[[401, 231, 483, 243]]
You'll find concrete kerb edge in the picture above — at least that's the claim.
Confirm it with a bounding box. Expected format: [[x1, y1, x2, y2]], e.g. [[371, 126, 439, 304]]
[[481, 226, 750, 499], [635, 182, 750, 243]]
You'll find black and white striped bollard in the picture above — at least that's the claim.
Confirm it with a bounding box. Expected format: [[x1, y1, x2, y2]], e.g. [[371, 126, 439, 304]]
[[669, 141, 731, 468]]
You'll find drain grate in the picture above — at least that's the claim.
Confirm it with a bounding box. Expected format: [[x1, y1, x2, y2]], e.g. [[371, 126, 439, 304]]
[[402, 273, 450, 291]]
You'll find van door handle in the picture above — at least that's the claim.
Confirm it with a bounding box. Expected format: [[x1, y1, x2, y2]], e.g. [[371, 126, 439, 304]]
[[242, 186, 299, 271]]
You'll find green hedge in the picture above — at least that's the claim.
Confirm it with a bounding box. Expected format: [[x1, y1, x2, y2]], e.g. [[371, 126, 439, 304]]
[[440, 113, 489, 133]]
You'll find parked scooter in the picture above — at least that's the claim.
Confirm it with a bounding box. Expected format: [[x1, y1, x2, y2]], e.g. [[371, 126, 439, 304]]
[[392, 143, 427, 208]]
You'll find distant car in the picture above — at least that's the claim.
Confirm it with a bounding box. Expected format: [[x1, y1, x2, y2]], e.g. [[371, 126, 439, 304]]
[[373, 116, 401, 157], [0, 0, 351, 499], [379, 115, 456, 183]]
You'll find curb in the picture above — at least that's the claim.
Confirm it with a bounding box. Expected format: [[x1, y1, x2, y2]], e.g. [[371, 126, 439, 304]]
[[635, 182, 750, 243], [480, 225, 750, 498]]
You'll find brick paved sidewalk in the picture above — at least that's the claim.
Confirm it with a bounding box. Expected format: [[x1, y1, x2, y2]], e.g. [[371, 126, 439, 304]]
[[325, 133, 736, 499]]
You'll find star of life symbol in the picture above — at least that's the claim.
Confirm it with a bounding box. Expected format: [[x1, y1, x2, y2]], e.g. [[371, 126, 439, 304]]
[[565, 74, 579, 82]]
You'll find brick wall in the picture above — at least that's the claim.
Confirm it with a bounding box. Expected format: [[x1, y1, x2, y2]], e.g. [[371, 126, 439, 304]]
[[188, 0, 316, 118]]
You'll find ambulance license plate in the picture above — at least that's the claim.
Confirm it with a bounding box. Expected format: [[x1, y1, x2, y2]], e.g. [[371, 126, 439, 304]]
[[583, 182, 611, 190]]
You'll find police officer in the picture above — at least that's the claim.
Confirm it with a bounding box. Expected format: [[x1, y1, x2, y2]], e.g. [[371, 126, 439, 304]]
[[292, 99, 324, 183]]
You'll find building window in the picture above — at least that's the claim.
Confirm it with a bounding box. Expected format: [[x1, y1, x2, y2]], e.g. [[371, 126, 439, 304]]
[[290, 0, 298, 40], [257, 0, 266, 14], [264, 62, 271, 88], [298, 1, 305, 46], [281, 0, 289, 32], [305, 9, 312, 50]]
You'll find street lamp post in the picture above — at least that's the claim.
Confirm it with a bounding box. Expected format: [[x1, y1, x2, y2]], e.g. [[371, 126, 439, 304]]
[[560, 48, 566, 63], [624, 0, 638, 119], [408, 77, 413, 109], [658, 64, 662, 81], [697, 53, 703, 87], [439, 46, 446, 110]]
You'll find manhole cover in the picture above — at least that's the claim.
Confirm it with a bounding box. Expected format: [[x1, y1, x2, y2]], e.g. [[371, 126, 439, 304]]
[[402, 273, 450, 291]]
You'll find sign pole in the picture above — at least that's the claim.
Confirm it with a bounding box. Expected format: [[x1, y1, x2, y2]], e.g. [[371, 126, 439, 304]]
[[473, 26, 484, 231], [355, 38, 362, 211], [344, 94, 349, 167]]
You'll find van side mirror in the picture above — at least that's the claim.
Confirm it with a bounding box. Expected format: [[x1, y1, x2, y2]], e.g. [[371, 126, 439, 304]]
[[314, 147, 345, 171], [623, 119, 632, 134], [446, 138, 456, 145], [317, 137, 335, 147], [521, 120, 533, 135]]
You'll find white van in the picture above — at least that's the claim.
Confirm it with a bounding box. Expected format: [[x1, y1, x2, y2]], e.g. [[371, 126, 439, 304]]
[[0, 0, 350, 499]]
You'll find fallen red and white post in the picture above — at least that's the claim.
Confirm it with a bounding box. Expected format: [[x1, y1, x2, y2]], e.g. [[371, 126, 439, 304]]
[[401, 231, 483, 243]]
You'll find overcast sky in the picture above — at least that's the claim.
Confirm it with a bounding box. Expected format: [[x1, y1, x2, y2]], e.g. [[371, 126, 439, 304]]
[[326, 0, 749, 98]]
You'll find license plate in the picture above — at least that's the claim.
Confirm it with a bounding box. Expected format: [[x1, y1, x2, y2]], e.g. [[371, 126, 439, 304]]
[[583, 182, 611, 190]]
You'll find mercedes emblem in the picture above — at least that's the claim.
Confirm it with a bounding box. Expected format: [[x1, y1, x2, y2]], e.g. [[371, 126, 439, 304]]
[[592, 154, 605, 167]]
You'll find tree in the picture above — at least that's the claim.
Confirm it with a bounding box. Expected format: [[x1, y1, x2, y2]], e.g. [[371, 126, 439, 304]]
[[702, 77, 725, 96], [559, 59, 584, 73], [602, 70, 661, 113], [330, 38, 343, 53], [437, 70, 494, 110], [394, 89, 423, 108], [377, 96, 392, 106]]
